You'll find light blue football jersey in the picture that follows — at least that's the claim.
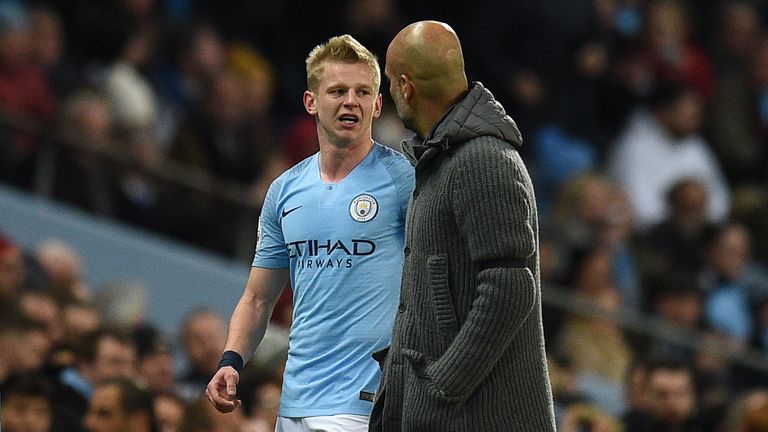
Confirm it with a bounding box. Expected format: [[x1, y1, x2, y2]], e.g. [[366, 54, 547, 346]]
[[253, 142, 414, 417]]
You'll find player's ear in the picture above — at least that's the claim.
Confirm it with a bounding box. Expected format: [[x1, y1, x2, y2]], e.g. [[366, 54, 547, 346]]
[[373, 93, 382, 118], [303, 90, 317, 115]]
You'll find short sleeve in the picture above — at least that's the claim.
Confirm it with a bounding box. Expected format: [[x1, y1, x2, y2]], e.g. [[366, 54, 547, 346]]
[[252, 180, 289, 268]]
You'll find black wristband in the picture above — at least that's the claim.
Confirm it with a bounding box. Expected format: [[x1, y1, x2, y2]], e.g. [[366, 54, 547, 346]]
[[218, 350, 244, 372]]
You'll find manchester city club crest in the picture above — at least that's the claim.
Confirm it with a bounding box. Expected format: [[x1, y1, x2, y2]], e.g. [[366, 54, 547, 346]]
[[349, 194, 378, 222]]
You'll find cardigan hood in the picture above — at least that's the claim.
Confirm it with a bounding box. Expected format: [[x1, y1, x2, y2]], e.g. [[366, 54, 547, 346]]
[[403, 81, 522, 166]]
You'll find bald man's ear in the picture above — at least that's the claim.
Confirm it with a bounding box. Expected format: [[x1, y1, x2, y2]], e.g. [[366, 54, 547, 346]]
[[303, 90, 318, 116], [399, 74, 414, 102]]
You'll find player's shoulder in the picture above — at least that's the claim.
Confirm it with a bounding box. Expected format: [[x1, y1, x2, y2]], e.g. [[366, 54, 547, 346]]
[[263, 153, 317, 203], [372, 141, 409, 162], [271, 152, 317, 186], [286, 152, 319, 178], [372, 141, 413, 176]]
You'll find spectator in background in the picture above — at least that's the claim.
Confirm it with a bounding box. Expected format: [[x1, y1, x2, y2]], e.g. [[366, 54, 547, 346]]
[[1, 372, 54, 432], [740, 397, 768, 432], [179, 397, 248, 432], [706, 2, 766, 187], [84, 377, 158, 432], [0, 0, 57, 187], [168, 66, 286, 253], [102, 22, 159, 136], [0, 319, 50, 382], [34, 238, 90, 302], [152, 22, 227, 122], [52, 89, 119, 216], [153, 392, 186, 432], [27, 5, 74, 98], [645, 272, 704, 363], [226, 42, 289, 204], [95, 8, 170, 233], [54, 326, 138, 431], [559, 403, 621, 432], [61, 300, 102, 348], [623, 359, 651, 427], [639, 0, 715, 98], [19, 290, 65, 347], [178, 309, 226, 402], [639, 178, 718, 285], [623, 357, 704, 432], [133, 324, 178, 396], [545, 173, 642, 313], [94, 280, 148, 328], [554, 248, 634, 416], [170, 68, 275, 184], [607, 80, 730, 229], [0, 233, 25, 316], [699, 223, 768, 347], [716, 389, 768, 432]]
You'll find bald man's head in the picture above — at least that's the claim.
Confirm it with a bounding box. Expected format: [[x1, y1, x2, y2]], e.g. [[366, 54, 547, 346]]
[[385, 21, 469, 136], [386, 21, 467, 100]]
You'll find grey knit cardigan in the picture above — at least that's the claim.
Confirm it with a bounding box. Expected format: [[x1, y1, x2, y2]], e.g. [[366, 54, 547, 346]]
[[370, 82, 556, 432]]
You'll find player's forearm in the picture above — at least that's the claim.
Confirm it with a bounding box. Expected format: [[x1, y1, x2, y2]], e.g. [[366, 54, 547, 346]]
[[224, 295, 273, 361]]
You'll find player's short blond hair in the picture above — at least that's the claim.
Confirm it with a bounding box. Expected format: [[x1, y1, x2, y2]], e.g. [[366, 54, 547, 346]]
[[305, 34, 380, 92]]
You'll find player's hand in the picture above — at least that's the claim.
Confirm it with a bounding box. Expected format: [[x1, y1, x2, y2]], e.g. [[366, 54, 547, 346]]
[[205, 366, 242, 413]]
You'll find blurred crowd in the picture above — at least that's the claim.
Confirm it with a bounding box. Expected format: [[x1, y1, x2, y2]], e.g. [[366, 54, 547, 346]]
[[4, 0, 768, 431]]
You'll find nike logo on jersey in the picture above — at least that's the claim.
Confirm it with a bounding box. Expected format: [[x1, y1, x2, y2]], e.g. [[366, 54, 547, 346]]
[[282, 206, 302, 217]]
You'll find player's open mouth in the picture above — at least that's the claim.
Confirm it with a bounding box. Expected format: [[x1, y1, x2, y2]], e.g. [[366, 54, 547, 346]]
[[339, 114, 359, 125]]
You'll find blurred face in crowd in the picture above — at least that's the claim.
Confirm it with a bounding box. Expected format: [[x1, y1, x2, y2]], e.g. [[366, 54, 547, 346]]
[[721, 2, 760, 56], [183, 312, 226, 374], [646, 0, 688, 49], [0, 246, 24, 300], [0, 27, 31, 70], [94, 336, 137, 382], [304, 61, 382, 148], [29, 7, 64, 68], [0, 327, 51, 373], [575, 249, 616, 296], [1, 393, 52, 432], [710, 224, 751, 281], [185, 25, 226, 74], [20, 292, 64, 344], [655, 292, 702, 328], [62, 303, 101, 343], [84, 384, 132, 432], [661, 90, 703, 138], [647, 368, 695, 426], [154, 394, 185, 432], [206, 71, 247, 127], [138, 349, 176, 394], [668, 180, 708, 230]]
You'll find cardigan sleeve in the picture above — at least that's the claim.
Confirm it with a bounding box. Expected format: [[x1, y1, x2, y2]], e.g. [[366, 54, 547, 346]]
[[427, 138, 539, 400]]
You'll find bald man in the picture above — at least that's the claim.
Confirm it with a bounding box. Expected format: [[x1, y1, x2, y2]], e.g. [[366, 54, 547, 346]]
[[370, 21, 556, 431]]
